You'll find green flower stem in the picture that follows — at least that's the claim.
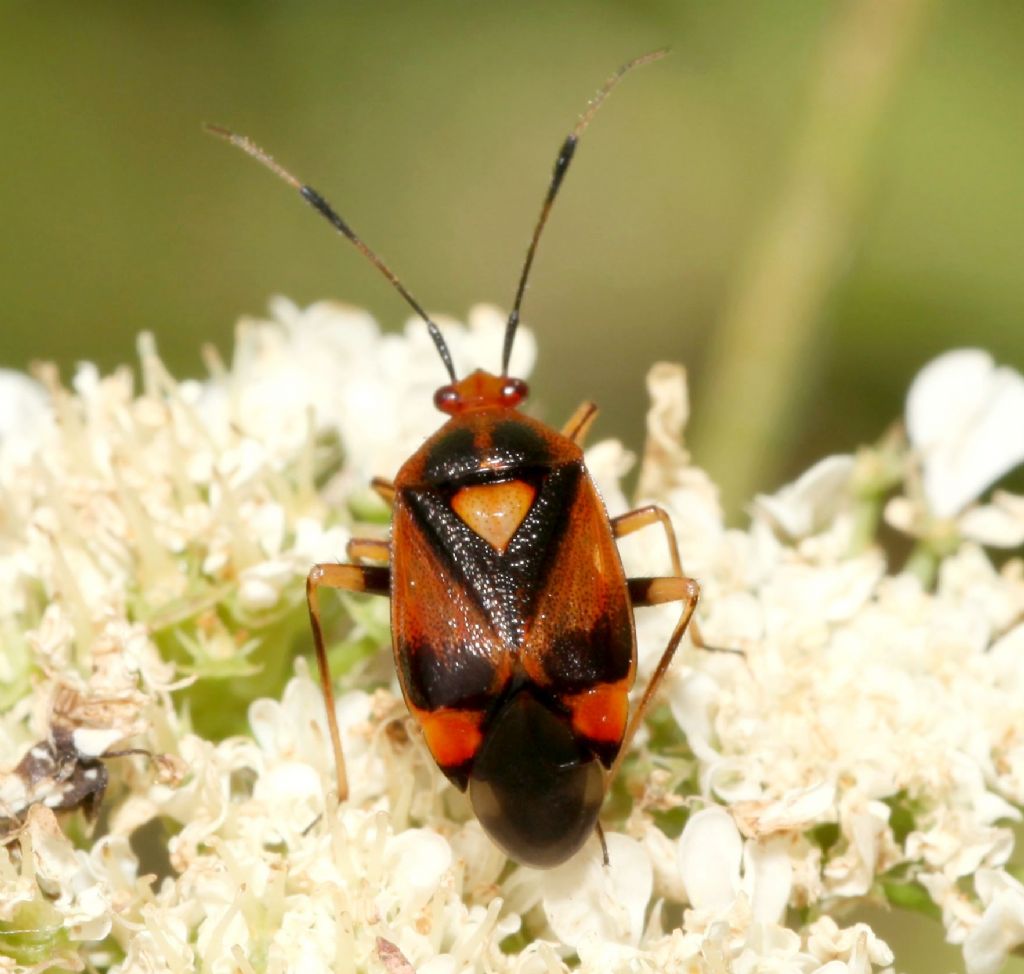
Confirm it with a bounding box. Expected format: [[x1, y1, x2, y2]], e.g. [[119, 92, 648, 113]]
[[691, 0, 932, 515], [904, 541, 940, 589]]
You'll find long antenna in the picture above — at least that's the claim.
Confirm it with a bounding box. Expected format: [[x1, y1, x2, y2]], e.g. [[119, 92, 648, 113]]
[[501, 49, 668, 375], [206, 125, 458, 384]]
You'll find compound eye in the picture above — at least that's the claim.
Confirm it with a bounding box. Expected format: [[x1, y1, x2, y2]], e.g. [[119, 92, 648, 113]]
[[500, 378, 528, 407], [434, 385, 461, 414]]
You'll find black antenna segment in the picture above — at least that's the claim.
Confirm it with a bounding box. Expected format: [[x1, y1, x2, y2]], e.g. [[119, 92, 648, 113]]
[[206, 125, 458, 384], [501, 49, 668, 376]]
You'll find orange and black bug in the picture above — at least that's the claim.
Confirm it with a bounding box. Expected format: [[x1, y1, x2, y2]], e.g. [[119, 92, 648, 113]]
[[210, 50, 708, 868]]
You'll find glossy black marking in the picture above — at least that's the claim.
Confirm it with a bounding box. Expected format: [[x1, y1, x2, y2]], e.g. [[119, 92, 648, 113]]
[[422, 427, 478, 484], [468, 687, 603, 868], [579, 732, 621, 770], [438, 758, 473, 792], [421, 420, 556, 486], [542, 614, 633, 691], [490, 420, 551, 466], [399, 635, 499, 712], [403, 464, 581, 647]]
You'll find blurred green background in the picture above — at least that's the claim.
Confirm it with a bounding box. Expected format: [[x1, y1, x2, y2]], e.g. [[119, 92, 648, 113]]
[[1, 3, 1023, 970], [2, 1, 1023, 516]]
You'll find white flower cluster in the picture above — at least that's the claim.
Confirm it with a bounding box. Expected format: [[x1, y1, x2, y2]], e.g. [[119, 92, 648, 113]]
[[0, 302, 1021, 974]]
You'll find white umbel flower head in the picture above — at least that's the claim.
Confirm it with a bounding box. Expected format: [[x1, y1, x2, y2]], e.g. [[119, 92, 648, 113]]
[[1, 305, 1021, 974]]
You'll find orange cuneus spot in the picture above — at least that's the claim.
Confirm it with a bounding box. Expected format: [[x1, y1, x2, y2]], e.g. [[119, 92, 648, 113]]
[[450, 480, 536, 552], [419, 709, 484, 768], [565, 683, 629, 745]]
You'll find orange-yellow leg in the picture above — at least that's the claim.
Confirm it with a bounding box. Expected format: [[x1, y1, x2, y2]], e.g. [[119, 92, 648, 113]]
[[609, 574, 701, 783], [611, 504, 721, 650], [307, 562, 390, 801], [370, 477, 396, 505], [612, 505, 683, 573], [347, 537, 390, 563], [561, 400, 599, 446]]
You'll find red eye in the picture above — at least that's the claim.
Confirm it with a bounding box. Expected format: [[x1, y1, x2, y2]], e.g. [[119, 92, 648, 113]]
[[434, 385, 461, 414], [501, 378, 528, 407]]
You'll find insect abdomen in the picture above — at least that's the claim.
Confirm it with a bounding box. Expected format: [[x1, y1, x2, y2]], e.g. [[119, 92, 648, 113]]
[[467, 687, 605, 868]]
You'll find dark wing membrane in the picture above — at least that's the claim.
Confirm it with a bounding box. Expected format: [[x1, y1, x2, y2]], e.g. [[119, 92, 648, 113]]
[[390, 496, 512, 714], [521, 474, 635, 694]]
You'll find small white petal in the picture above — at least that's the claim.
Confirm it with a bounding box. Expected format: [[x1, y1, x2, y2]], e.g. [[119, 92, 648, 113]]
[[882, 495, 917, 534], [253, 761, 321, 807], [807, 916, 894, 970], [906, 349, 1024, 517], [541, 832, 652, 948], [0, 368, 49, 461], [237, 559, 295, 610], [753, 455, 856, 539], [732, 780, 837, 838], [584, 439, 635, 520], [988, 622, 1024, 692], [71, 727, 126, 759], [825, 800, 896, 897], [964, 870, 1024, 974], [958, 494, 1024, 548], [669, 670, 721, 763], [291, 518, 350, 564], [418, 958, 457, 974], [678, 806, 742, 910], [384, 829, 452, 899], [707, 756, 766, 804], [742, 838, 793, 924], [636, 362, 691, 500], [249, 502, 287, 557]]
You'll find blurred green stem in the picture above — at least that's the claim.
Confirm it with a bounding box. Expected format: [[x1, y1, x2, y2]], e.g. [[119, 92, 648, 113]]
[[904, 541, 940, 589], [691, 0, 932, 517]]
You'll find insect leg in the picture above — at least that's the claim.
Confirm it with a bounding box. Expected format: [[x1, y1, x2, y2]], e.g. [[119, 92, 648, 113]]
[[611, 505, 682, 573], [561, 401, 598, 445], [595, 820, 610, 867], [612, 505, 726, 651], [347, 538, 390, 563], [307, 562, 390, 801], [609, 575, 700, 783], [99, 747, 153, 761], [370, 477, 396, 505]]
